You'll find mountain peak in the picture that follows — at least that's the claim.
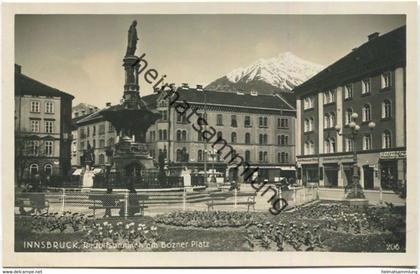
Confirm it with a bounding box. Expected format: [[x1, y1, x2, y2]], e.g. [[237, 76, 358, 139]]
[[219, 52, 324, 92]]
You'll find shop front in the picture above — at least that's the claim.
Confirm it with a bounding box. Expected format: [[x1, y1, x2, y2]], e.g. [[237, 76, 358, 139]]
[[379, 150, 406, 190]]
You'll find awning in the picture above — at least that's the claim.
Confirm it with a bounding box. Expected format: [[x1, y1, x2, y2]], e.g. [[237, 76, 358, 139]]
[[93, 168, 103, 174], [72, 169, 82, 176], [280, 166, 296, 171]]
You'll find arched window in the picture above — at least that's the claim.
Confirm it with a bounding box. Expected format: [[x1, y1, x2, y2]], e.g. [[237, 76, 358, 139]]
[[329, 113, 336, 128], [362, 104, 372, 121], [259, 134, 263, 145], [263, 151, 268, 162], [363, 134, 372, 150], [197, 131, 203, 142], [324, 139, 330, 153], [309, 118, 314, 131], [44, 164, 53, 176], [309, 141, 315, 154], [264, 134, 268, 145], [245, 133, 251, 144], [324, 113, 330, 128], [304, 119, 309, 132], [197, 150, 203, 162], [231, 132, 237, 143], [382, 130, 392, 149], [176, 149, 182, 162], [29, 163, 38, 175], [382, 100, 392, 118], [99, 154, 105, 165], [182, 130, 187, 141], [176, 130, 181, 141], [259, 151, 263, 162], [345, 108, 353, 125], [245, 150, 251, 162], [217, 131, 223, 139]]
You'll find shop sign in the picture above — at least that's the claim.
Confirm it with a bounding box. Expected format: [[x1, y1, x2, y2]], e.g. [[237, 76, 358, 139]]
[[323, 154, 354, 162], [297, 157, 319, 164], [379, 151, 406, 160]]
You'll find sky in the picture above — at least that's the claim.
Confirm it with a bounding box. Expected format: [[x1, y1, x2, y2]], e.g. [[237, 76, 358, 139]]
[[15, 14, 405, 107]]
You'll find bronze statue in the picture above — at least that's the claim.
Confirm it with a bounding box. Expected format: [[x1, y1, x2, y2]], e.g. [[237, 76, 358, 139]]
[[126, 20, 138, 56]]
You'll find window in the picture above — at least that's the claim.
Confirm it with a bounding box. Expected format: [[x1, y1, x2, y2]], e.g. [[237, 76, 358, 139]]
[[160, 110, 168, 121], [44, 164, 53, 176], [181, 130, 187, 141], [29, 164, 39, 175], [245, 133, 251, 145], [278, 118, 289, 128], [362, 79, 371, 94], [231, 132, 237, 143], [309, 118, 314, 131], [259, 134, 268, 145], [362, 104, 372, 121], [278, 135, 288, 145], [45, 141, 53, 156], [278, 152, 289, 163], [345, 137, 354, 152], [382, 100, 392, 119], [93, 139, 96, 148], [45, 101, 54, 113], [363, 134, 372, 150], [217, 131, 223, 139], [163, 130, 167, 140], [324, 137, 336, 153], [381, 72, 391, 88], [197, 131, 203, 142], [31, 120, 40, 132], [304, 141, 315, 155], [159, 130, 163, 140], [93, 126, 96, 136], [245, 150, 251, 162], [382, 130, 392, 149], [345, 108, 353, 125], [197, 150, 203, 162], [108, 122, 114, 132], [324, 113, 330, 129], [99, 124, 105, 135], [30, 101, 40, 113], [304, 119, 309, 132], [303, 96, 314, 110], [329, 113, 336, 128], [231, 115, 237, 127], [344, 84, 353, 99], [176, 113, 187, 123], [45, 120, 54, 133], [216, 114, 223, 126], [324, 90, 335, 104], [176, 149, 182, 162], [99, 154, 105, 165], [80, 141, 85, 150], [99, 139, 105, 148], [259, 117, 268, 128], [87, 127, 90, 137], [244, 116, 252, 128], [28, 140, 39, 155]]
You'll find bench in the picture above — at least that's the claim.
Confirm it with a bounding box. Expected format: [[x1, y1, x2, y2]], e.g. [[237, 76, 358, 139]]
[[88, 193, 149, 217], [15, 193, 49, 214], [206, 191, 256, 212]]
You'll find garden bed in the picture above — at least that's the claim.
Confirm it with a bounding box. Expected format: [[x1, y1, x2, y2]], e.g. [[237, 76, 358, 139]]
[[14, 201, 405, 252]]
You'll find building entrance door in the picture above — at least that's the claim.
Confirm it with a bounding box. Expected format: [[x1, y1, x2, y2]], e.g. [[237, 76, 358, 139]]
[[324, 164, 338, 187], [363, 165, 374, 190]]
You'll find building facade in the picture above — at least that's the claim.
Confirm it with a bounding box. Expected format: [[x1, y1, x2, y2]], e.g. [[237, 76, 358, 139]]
[[293, 26, 406, 190], [73, 86, 296, 182], [15, 64, 74, 180]]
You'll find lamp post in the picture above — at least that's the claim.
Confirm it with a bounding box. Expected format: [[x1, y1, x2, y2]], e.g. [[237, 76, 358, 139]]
[[335, 113, 376, 198], [105, 146, 114, 189], [210, 148, 217, 185]]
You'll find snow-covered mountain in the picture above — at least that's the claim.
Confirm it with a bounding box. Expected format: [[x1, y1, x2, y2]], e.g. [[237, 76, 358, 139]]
[[206, 52, 324, 94]]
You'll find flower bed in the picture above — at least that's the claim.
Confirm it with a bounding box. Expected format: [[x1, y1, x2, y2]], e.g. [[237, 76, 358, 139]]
[[155, 211, 262, 228]]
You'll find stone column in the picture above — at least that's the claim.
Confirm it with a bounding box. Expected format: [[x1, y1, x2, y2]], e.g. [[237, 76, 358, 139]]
[[337, 162, 344, 187]]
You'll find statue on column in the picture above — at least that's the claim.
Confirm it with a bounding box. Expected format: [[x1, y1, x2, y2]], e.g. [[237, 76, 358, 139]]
[[125, 20, 138, 56]]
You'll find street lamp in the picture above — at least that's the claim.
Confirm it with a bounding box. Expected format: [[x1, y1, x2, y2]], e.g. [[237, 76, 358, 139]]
[[209, 148, 217, 184], [335, 113, 376, 199]]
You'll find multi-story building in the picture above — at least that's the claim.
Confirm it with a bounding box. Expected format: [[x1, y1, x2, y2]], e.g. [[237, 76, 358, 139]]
[[15, 64, 74, 180], [71, 103, 99, 167], [74, 86, 296, 182], [293, 26, 406, 190]]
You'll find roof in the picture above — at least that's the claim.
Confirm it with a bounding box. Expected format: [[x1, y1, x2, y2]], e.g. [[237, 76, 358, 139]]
[[76, 87, 295, 126], [15, 68, 75, 100], [293, 26, 406, 95], [170, 88, 295, 111]]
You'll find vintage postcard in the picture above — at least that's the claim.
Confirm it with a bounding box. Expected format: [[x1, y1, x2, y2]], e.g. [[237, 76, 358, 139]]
[[2, 1, 417, 268]]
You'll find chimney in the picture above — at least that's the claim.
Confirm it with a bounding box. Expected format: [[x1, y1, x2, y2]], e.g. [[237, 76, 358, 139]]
[[15, 64, 21, 74], [196, 84, 203, 91], [368, 32, 379, 41], [106, 102, 111, 107]]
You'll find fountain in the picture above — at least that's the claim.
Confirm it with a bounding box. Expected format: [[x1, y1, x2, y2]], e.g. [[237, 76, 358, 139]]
[[100, 20, 160, 187]]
